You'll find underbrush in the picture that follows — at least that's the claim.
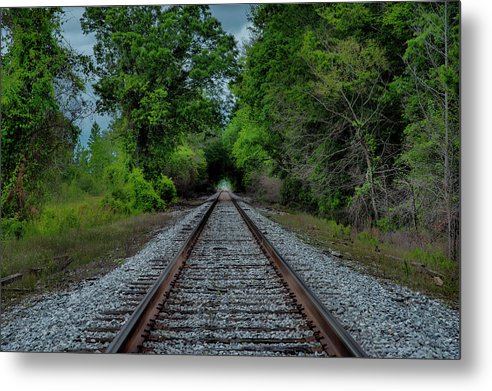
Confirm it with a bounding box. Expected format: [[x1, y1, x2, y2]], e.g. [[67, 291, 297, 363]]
[[1, 211, 175, 308], [266, 210, 459, 305]]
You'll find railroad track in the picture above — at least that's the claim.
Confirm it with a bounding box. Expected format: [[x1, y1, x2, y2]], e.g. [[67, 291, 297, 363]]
[[90, 191, 365, 357]]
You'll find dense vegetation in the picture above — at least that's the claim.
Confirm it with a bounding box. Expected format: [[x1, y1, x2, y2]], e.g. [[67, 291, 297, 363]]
[[0, 3, 459, 292], [1, 6, 239, 241], [225, 2, 460, 261]]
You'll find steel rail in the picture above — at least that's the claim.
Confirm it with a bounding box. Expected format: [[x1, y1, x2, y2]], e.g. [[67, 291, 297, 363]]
[[230, 194, 367, 358], [106, 190, 365, 357], [106, 192, 222, 353]]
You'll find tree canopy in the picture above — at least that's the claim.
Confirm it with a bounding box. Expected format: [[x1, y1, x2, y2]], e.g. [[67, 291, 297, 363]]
[[81, 5, 239, 180], [1, 3, 460, 261], [1, 8, 89, 219], [225, 2, 460, 259]]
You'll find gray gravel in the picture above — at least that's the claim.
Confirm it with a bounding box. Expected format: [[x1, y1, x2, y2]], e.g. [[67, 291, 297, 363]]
[[1, 195, 460, 358], [238, 201, 460, 359], [142, 200, 327, 357], [0, 202, 212, 352]]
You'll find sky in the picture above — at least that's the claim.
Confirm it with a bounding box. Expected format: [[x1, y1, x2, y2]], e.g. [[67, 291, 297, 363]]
[[59, 4, 252, 146]]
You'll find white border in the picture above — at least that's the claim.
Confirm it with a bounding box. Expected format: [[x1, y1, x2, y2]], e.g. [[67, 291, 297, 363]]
[[1, 1, 490, 390]]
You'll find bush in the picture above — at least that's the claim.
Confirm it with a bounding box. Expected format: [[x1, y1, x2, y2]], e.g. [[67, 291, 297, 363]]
[[318, 193, 344, 218], [375, 216, 396, 233], [154, 175, 177, 204], [101, 194, 132, 215], [75, 171, 99, 195], [281, 176, 317, 212], [101, 168, 166, 214], [127, 169, 166, 213], [325, 220, 351, 239], [163, 146, 207, 195], [1, 217, 26, 239], [32, 206, 82, 235], [104, 161, 129, 191]]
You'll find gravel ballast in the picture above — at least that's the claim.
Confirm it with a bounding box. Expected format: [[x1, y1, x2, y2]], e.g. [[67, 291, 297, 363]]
[[141, 199, 327, 357], [238, 201, 460, 359], [1, 196, 460, 358], [0, 202, 212, 352]]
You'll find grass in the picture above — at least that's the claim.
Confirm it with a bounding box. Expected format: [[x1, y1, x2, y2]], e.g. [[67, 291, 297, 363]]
[[0, 210, 177, 309], [264, 210, 459, 307]]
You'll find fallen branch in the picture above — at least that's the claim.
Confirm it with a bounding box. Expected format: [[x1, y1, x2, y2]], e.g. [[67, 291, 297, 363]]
[[0, 273, 23, 286]]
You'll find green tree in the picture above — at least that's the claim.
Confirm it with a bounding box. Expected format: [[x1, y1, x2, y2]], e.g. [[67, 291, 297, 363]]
[[1, 8, 88, 219], [223, 106, 272, 176], [81, 5, 238, 181], [161, 145, 207, 196], [301, 32, 393, 224], [87, 122, 116, 180], [392, 1, 460, 259], [228, 2, 459, 258]]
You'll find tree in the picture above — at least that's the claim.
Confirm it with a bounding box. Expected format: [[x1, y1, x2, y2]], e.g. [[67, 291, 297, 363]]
[[1, 8, 88, 218], [227, 2, 460, 259], [393, 1, 460, 259], [87, 122, 116, 179], [301, 28, 402, 225], [81, 5, 239, 180]]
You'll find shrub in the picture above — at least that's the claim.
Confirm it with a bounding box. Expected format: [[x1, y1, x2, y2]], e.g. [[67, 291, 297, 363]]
[[325, 220, 351, 239], [281, 176, 317, 212], [58, 208, 81, 231], [101, 168, 165, 214], [127, 168, 166, 213], [103, 161, 129, 191], [76, 171, 99, 195], [1, 217, 26, 239], [28, 206, 82, 236], [101, 194, 132, 215], [154, 175, 177, 204], [163, 146, 207, 195], [375, 217, 396, 233], [318, 193, 343, 218]]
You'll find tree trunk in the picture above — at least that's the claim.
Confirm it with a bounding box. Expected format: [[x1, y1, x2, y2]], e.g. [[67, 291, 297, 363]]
[[361, 140, 379, 223]]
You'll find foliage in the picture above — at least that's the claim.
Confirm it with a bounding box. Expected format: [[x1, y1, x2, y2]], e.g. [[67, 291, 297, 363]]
[[81, 5, 239, 180], [161, 146, 208, 196], [1, 217, 26, 240], [227, 2, 460, 259], [154, 175, 177, 204], [127, 168, 165, 212], [1, 8, 89, 219], [375, 217, 396, 233], [395, 2, 460, 259], [103, 168, 165, 214], [280, 177, 317, 213], [323, 220, 351, 240], [0, 3, 460, 263]]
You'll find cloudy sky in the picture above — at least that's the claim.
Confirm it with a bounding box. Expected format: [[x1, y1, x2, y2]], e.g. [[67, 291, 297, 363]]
[[60, 4, 252, 146]]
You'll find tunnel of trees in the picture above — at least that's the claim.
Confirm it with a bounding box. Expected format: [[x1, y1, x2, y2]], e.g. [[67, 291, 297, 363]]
[[1, 3, 459, 261]]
